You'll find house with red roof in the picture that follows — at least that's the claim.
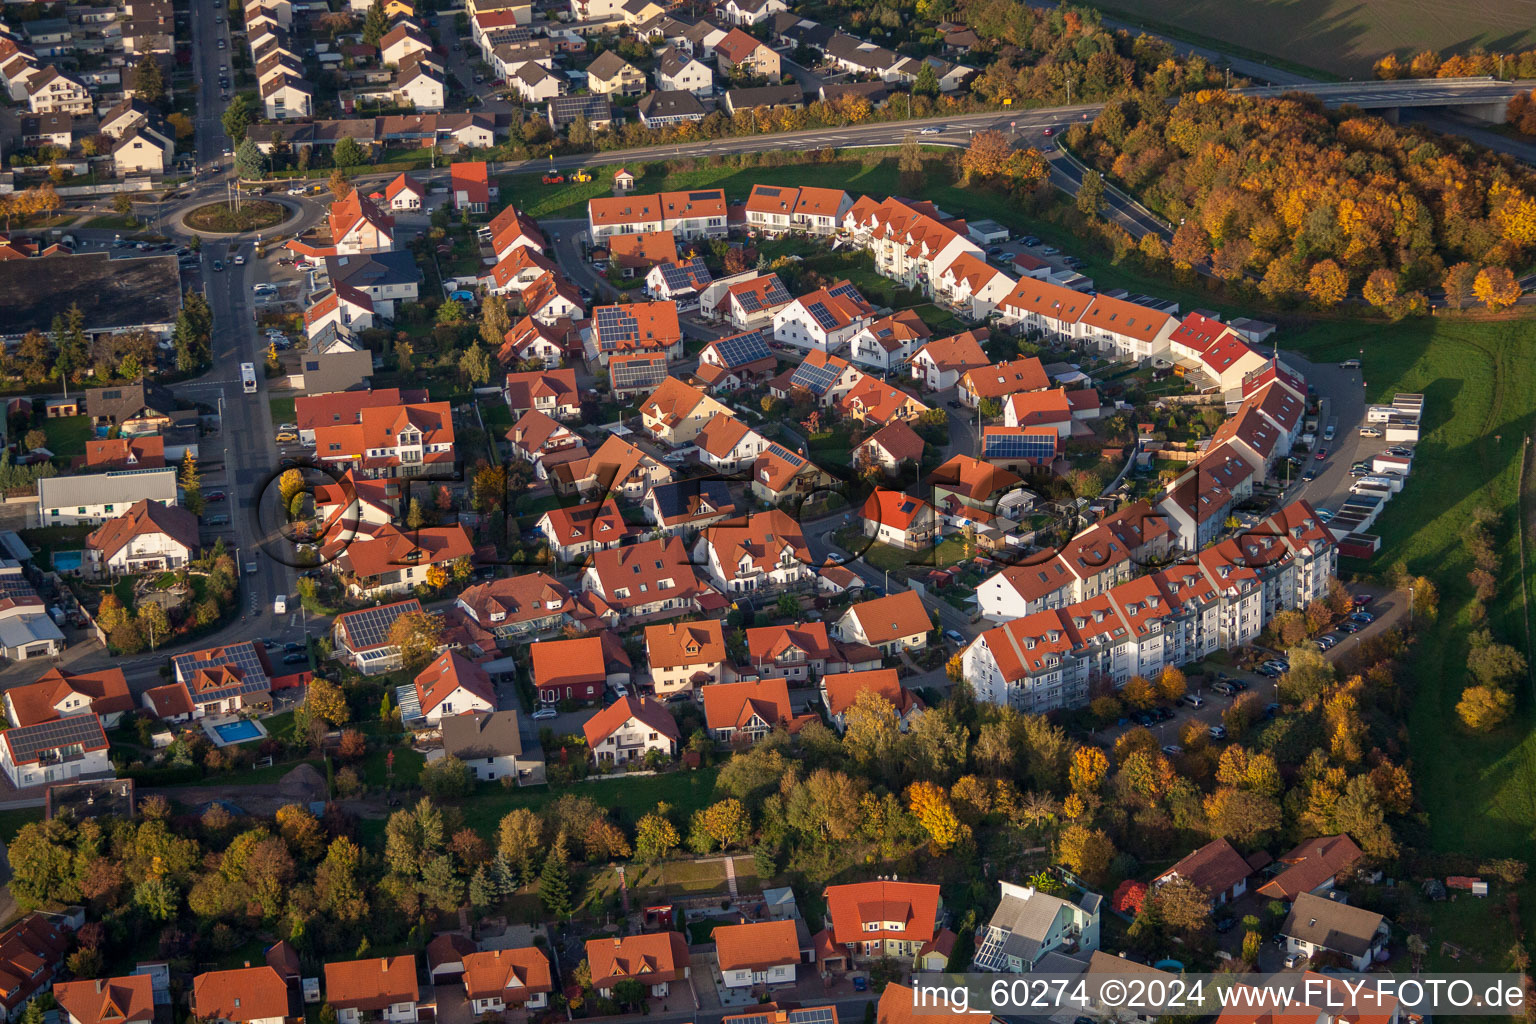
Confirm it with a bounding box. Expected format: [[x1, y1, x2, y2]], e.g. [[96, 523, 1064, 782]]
[[331, 598, 442, 675], [412, 650, 496, 724], [83, 435, 165, 472], [1003, 388, 1071, 435], [935, 252, 1014, 320], [531, 635, 607, 704], [1154, 837, 1255, 906], [454, 572, 572, 643], [383, 172, 424, 211], [486, 203, 547, 260], [588, 300, 684, 364], [910, 329, 990, 390], [1075, 293, 1177, 362], [861, 489, 936, 550], [504, 368, 580, 420], [585, 933, 690, 998], [998, 278, 1089, 342], [449, 160, 496, 212], [462, 947, 553, 1014], [523, 271, 585, 326], [55, 975, 155, 1024], [957, 356, 1050, 409], [294, 388, 428, 445], [328, 191, 396, 255], [772, 280, 875, 353], [311, 400, 455, 480], [723, 273, 793, 329], [854, 420, 925, 476], [498, 314, 566, 367], [579, 536, 706, 622], [4, 667, 132, 729], [536, 497, 626, 563], [751, 443, 831, 506], [645, 619, 727, 698], [820, 880, 943, 969], [746, 621, 841, 682], [84, 499, 199, 576], [304, 283, 376, 339], [333, 524, 476, 598], [482, 247, 562, 298], [848, 310, 932, 373], [0, 712, 110, 787], [697, 413, 767, 473], [191, 965, 292, 1024], [693, 510, 812, 594], [846, 195, 983, 300], [837, 376, 930, 426], [324, 955, 420, 1024], [583, 694, 679, 764], [640, 376, 731, 445], [713, 918, 799, 988], [1157, 445, 1256, 548], [819, 668, 923, 732], [835, 590, 931, 655], [701, 678, 795, 743], [927, 454, 1025, 518], [605, 230, 677, 277], [587, 189, 727, 243], [1256, 834, 1363, 901]]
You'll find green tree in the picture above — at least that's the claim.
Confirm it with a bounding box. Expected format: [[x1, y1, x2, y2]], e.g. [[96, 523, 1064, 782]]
[[332, 135, 367, 170], [469, 864, 497, 907], [221, 94, 252, 144], [419, 755, 472, 798], [480, 293, 512, 348], [635, 805, 680, 862], [912, 63, 940, 96], [1076, 170, 1106, 217], [419, 854, 464, 912], [362, 0, 389, 46], [133, 53, 164, 104], [539, 830, 572, 918], [235, 137, 263, 180], [305, 678, 350, 726], [458, 343, 491, 386]]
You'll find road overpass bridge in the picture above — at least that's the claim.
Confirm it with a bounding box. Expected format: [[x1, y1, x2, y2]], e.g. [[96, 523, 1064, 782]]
[[1234, 77, 1532, 122]]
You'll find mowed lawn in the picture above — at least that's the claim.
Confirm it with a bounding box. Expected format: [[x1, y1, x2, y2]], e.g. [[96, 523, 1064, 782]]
[[1090, 0, 1536, 77], [1286, 316, 1536, 857]]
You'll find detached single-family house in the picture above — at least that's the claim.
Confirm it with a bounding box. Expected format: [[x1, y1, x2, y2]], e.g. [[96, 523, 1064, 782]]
[[714, 919, 799, 988], [586, 933, 691, 999], [835, 590, 931, 654], [84, 499, 199, 576], [438, 710, 540, 784], [531, 635, 607, 705], [861, 489, 937, 550], [191, 966, 292, 1024], [462, 947, 553, 1014], [4, 667, 132, 730], [971, 880, 1101, 973], [586, 50, 646, 96], [1257, 835, 1364, 901], [324, 956, 419, 1024], [819, 880, 942, 970], [412, 650, 496, 725], [702, 678, 793, 743], [1280, 893, 1388, 972], [582, 695, 679, 764], [645, 620, 727, 698], [536, 498, 626, 563], [820, 669, 923, 733], [1154, 838, 1254, 907]]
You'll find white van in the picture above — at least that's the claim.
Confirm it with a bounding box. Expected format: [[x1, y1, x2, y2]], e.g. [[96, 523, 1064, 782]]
[[274, 595, 286, 614]]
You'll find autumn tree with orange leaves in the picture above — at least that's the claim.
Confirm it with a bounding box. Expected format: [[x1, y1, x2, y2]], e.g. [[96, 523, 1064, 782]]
[[1475, 266, 1523, 311], [1306, 259, 1349, 308]]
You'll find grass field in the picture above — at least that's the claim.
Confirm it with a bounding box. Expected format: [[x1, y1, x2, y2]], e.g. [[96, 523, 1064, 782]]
[[1284, 316, 1536, 857], [43, 416, 93, 458], [1090, 0, 1536, 77]]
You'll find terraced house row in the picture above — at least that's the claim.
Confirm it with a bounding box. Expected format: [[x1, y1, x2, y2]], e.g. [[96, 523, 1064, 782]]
[[961, 500, 1337, 713]]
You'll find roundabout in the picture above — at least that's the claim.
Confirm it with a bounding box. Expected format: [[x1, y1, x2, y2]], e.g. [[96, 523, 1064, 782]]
[[182, 199, 290, 233]]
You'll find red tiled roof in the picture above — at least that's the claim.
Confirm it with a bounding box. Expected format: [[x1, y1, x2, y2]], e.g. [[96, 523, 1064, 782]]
[[6, 667, 132, 727], [585, 932, 690, 990], [582, 695, 679, 749], [85, 499, 199, 563], [531, 635, 606, 691], [323, 956, 419, 1011], [713, 919, 799, 972], [824, 880, 940, 945], [414, 650, 495, 715], [55, 976, 154, 1024], [701, 678, 791, 734], [462, 947, 553, 1002], [192, 966, 290, 1023]]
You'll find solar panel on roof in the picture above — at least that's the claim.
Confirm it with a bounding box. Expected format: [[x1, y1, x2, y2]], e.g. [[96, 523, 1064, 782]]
[[983, 432, 1056, 460], [763, 278, 791, 305], [612, 355, 668, 391], [338, 603, 415, 650], [790, 360, 840, 395], [688, 190, 717, 201], [711, 330, 770, 368], [766, 442, 805, 467], [806, 301, 838, 331], [827, 281, 863, 303], [737, 290, 763, 314], [5, 714, 106, 762], [657, 262, 697, 292], [787, 1009, 836, 1024]]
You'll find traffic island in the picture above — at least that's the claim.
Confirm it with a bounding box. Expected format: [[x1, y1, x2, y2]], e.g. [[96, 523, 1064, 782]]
[[184, 200, 289, 233]]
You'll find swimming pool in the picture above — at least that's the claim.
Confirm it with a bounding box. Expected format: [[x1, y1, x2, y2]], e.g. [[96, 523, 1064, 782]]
[[53, 551, 82, 573], [213, 719, 263, 743]]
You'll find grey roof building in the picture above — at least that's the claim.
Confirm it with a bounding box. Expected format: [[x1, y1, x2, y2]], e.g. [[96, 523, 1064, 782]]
[[83, 382, 178, 429], [325, 250, 423, 293], [547, 93, 615, 129], [1280, 892, 1388, 969], [638, 89, 706, 127], [0, 253, 181, 340], [722, 84, 803, 115], [972, 880, 1102, 973], [439, 710, 543, 785], [38, 468, 179, 526]]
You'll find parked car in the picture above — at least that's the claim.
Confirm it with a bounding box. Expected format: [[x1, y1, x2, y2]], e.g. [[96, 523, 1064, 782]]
[[943, 629, 965, 645], [1353, 593, 1373, 608], [275, 431, 298, 443], [1315, 634, 1338, 650], [288, 186, 307, 196], [1359, 426, 1382, 437], [1350, 611, 1375, 624], [1215, 916, 1237, 933], [1022, 236, 1040, 246], [1161, 744, 1184, 756], [206, 491, 225, 502], [1262, 702, 1281, 720], [1180, 693, 1205, 709], [1211, 680, 1237, 696], [1152, 706, 1175, 721], [531, 707, 559, 720], [282, 652, 308, 664], [1338, 621, 1361, 634], [205, 514, 230, 525]]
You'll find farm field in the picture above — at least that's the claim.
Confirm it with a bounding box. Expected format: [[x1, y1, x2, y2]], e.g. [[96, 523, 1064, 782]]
[[1092, 0, 1536, 77], [1285, 316, 1536, 858]]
